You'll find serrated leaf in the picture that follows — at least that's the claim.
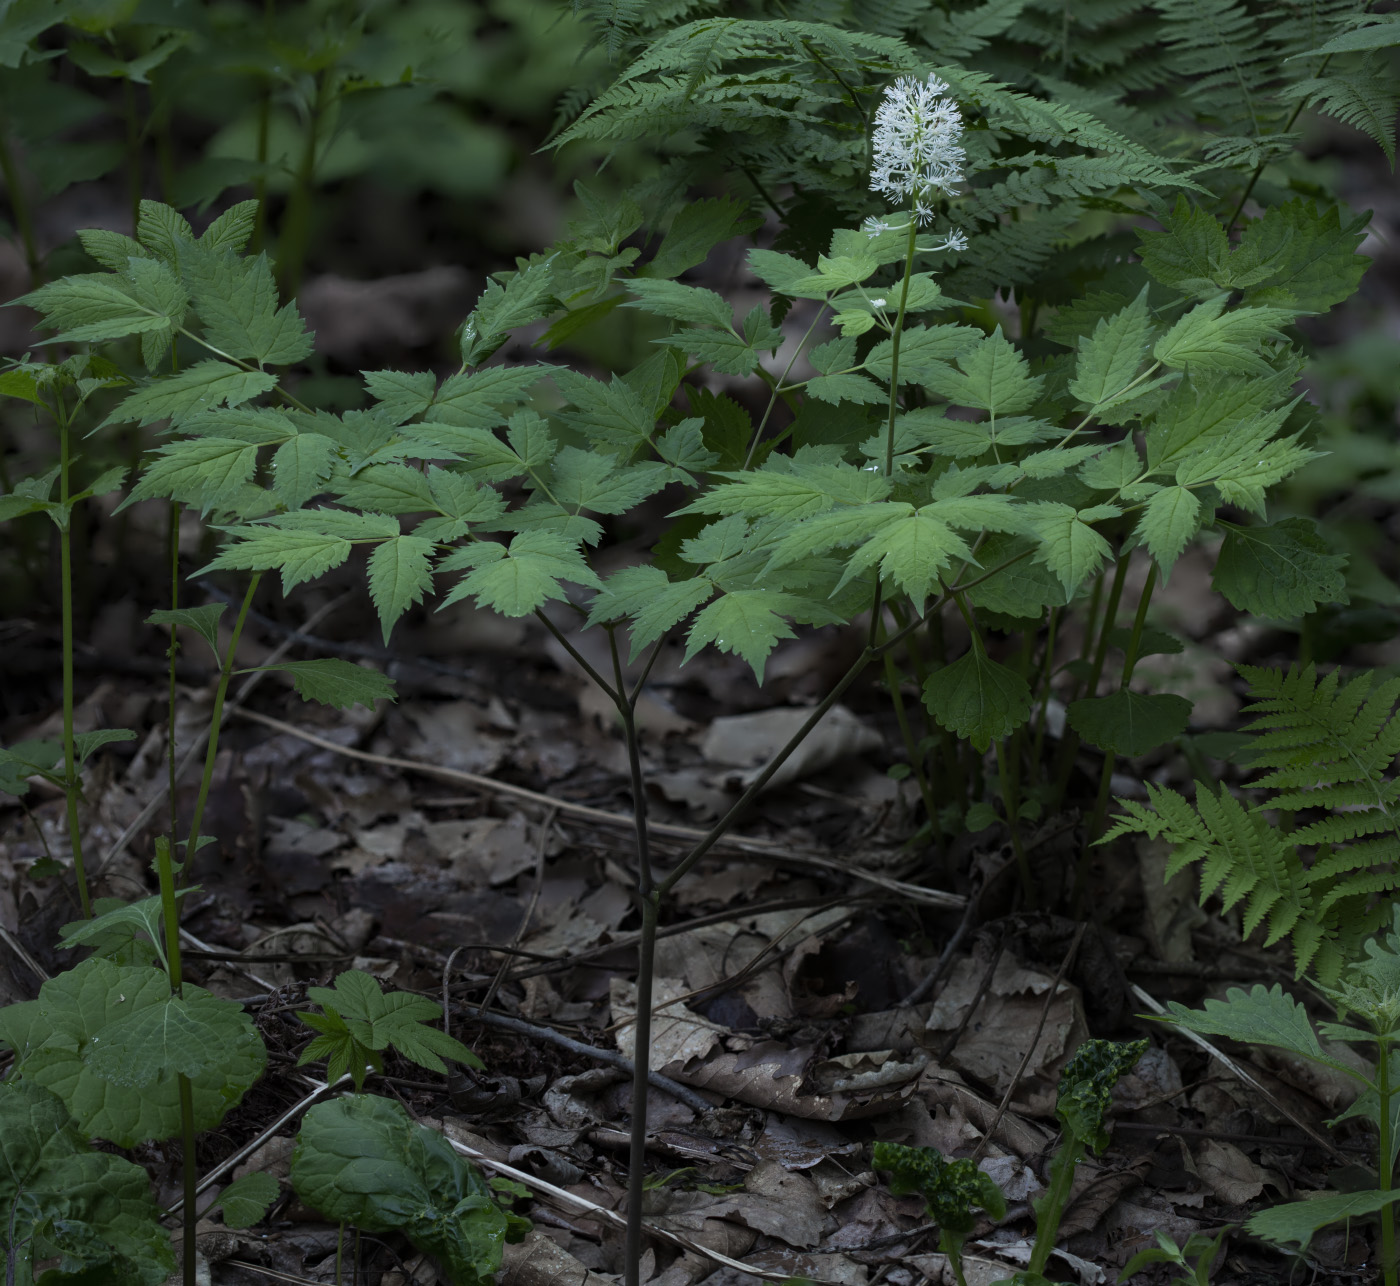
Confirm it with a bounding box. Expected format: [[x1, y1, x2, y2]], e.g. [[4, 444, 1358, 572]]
[[104, 360, 277, 428], [461, 256, 556, 365], [249, 659, 396, 709], [1153, 297, 1293, 374], [683, 589, 806, 681], [438, 530, 600, 617], [806, 371, 885, 405], [841, 509, 972, 607], [271, 432, 336, 508], [199, 200, 258, 254], [79, 227, 147, 270], [1068, 286, 1153, 406], [1026, 501, 1114, 593], [122, 436, 260, 512], [184, 247, 314, 366], [427, 366, 543, 430], [83, 988, 256, 1087], [1164, 984, 1327, 1062], [624, 277, 732, 328], [1067, 690, 1192, 755], [1233, 200, 1369, 313], [16, 272, 174, 344], [1137, 196, 1230, 296], [72, 726, 136, 767], [644, 196, 755, 280], [213, 1170, 279, 1229], [136, 199, 192, 261], [922, 644, 1032, 752], [747, 247, 814, 296], [0, 1080, 175, 1286], [365, 369, 437, 423], [586, 566, 715, 658], [545, 446, 669, 514], [2, 955, 264, 1147], [1136, 485, 1201, 576], [199, 527, 353, 593], [1212, 518, 1348, 619], [335, 462, 436, 514], [1247, 1190, 1400, 1254], [367, 535, 435, 642], [291, 1094, 513, 1286], [684, 461, 890, 521], [922, 327, 1042, 415]]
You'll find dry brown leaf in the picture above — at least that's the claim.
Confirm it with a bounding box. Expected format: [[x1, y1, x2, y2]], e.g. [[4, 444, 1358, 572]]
[[698, 705, 883, 792], [501, 1230, 615, 1286], [612, 978, 724, 1071], [1193, 1138, 1283, 1205]]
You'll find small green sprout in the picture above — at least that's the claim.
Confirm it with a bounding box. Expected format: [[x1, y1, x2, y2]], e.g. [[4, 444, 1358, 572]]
[[873, 1141, 1006, 1286]]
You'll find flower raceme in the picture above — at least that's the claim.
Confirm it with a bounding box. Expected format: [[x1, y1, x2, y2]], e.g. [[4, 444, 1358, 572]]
[[869, 73, 966, 224]]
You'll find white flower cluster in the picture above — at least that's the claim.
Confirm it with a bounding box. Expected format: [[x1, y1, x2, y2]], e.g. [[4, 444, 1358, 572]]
[[869, 73, 966, 229]]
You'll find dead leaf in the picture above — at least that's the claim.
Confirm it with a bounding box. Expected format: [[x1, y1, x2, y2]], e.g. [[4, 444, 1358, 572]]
[[1193, 1139, 1283, 1205], [612, 978, 723, 1071], [698, 705, 883, 792]]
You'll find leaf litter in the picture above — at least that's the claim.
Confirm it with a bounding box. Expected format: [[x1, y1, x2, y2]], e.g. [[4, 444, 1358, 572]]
[[0, 554, 1379, 1286]]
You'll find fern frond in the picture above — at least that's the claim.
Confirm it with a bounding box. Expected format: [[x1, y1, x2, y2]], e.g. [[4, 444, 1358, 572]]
[[1279, 57, 1399, 168]]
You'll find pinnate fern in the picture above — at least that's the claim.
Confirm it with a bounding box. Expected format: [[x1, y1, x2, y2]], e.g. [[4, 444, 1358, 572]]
[[1104, 663, 1400, 980]]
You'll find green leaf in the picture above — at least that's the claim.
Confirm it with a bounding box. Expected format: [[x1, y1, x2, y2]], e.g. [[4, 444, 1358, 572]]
[[247, 659, 396, 710], [82, 988, 258, 1088], [1137, 196, 1230, 297], [461, 257, 557, 366], [0, 738, 62, 796], [123, 436, 261, 512], [70, 727, 136, 768], [1067, 690, 1192, 755], [57, 892, 186, 968], [839, 508, 973, 608], [1162, 984, 1332, 1064], [923, 644, 1032, 753], [136, 199, 192, 262], [684, 460, 890, 521], [0, 956, 265, 1147], [199, 199, 259, 255], [300, 970, 483, 1087], [15, 272, 173, 345], [183, 248, 314, 366], [200, 527, 352, 592], [438, 531, 601, 617], [642, 196, 756, 280], [872, 1141, 1006, 1234], [1153, 297, 1293, 374], [806, 371, 885, 405], [426, 366, 544, 430], [1212, 518, 1349, 619], [550, 369, 655, 451], [624, 278, 732, 328], [271, 432, 337, 508], [1056, 1038, 1148, 1152], [747, 247, 814, 296], [1026, 501, 1115, 594], [0, 1080, 175, 1286], [1135, 485, 1201, 576], [291, 1094, 515, 1286], [922, 327, 1043, 415], [683, 589, 808, 681], [145, 603, 226, 656], [1068, 287, 1153, 407], [79, 226, 147, 271], [1233, 200, 1370, 313], [367, 535, 436, 642], [104, 360, 277, 428], [1247, 1189, 1400, 1254], [365, 369, 437, 423], [212, 1170, 280, 1229], [545, 447, 669, 515], [586, 565, 715, 658]]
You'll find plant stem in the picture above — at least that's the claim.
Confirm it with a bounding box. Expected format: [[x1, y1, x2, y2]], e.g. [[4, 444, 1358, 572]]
[[251, 0, 277, 254], [0, 127, 41, 285], [277, 68, 323, 297], [1380, 1039, 1396, 1286], [54, 395, 91, 919], [1028, 1136, 1086, 1276], [1073, 562, 1158, 912], [183, 574, 261, 876], [168, 502, 181, 847], [121, 76, 144, 233]]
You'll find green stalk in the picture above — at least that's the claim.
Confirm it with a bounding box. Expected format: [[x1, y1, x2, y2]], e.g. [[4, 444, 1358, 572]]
[[606, 627, 659, 1286], [183, 574, 261, 876], [277, 69, 324, 297], [1073, 562, 1158, 912], [251, 0, 277, 254], [54, 395, 91, 919], [154, 834, 196, 1284], [883, 649, 941, 842], [866, 212, 923, 650], [168, 502, 181, 846], [1028, 1135, 1085, 1276], [0, 128, 42, 285], [1380, 1040, 1397, 1286], [1051, 553, 1129, 812], [121, 75, 144, 233]]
